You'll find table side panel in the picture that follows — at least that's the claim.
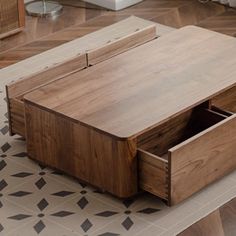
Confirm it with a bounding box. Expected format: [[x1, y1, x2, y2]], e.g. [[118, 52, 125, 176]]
[[25, 102, 138, 198]]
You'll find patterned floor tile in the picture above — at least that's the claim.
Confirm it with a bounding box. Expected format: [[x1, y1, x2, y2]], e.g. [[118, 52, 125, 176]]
[[6, 218, 81, 236], [46, 194, 121, 234], [89, 192, 167, 225], [5, 175, 79, 213], [47, 169, 96, 194], [0, 157, 37, 194], [0, 198, 34, 235], [89, 215, 152, 236], [91, 191, 165, 214]]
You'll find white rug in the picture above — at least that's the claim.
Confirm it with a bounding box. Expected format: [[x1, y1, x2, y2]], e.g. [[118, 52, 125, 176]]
[[1, 71, 236, 236]]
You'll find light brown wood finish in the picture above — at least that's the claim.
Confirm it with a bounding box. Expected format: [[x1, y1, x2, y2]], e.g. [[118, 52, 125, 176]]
[[138, 149, 168, 200], [137, 104, 236, 205], [6, 54, 87, 100], [9, 98, 25, 137], [169, 112, 236, 205], [6, 54, 87, 136], [0, 0, 25, 39], [17, 0, 25, 28], [24, 26, 236, 204], [87, 24, 156, 66], [212, 86, 236, 113], [5, 16, 156, 136], [137, 108, 201, 157], [24, 26, 236, 139], [3, 16, 156, 92], [25, 103, 138, 198]]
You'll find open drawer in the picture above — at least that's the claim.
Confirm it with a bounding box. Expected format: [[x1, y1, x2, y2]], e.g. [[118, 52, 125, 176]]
[[138, 105, 236, 205]]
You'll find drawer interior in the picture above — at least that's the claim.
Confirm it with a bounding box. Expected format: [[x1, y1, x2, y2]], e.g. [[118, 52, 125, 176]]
[[138, 105, 233, 160]]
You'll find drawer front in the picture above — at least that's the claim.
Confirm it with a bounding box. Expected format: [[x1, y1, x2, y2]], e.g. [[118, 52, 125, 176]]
[[138, 149, 168, 200], [169, 114, 236, 205]]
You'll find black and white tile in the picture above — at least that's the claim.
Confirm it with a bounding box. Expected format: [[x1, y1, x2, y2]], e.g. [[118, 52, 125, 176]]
[[1, 71, 236, 236]]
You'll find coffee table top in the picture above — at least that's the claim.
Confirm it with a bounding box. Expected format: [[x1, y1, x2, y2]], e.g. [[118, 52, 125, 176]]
[[25, 26, 236, 139]]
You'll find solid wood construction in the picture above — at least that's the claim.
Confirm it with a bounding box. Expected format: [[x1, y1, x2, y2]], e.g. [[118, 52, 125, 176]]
[[212, 86, 236, 113], [23, 26, 236, 205], [5, 16, 157, 137], [6, 54, 87, 137], [25, 104, 138, 197], [0, 0, 25, 39]]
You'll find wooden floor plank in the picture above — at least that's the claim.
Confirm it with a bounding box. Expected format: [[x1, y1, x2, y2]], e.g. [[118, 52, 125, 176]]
[[198, 9, 236, 36], [0, 0, 228, 69]]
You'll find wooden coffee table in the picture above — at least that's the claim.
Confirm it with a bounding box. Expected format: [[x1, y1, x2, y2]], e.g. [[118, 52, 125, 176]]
[[23, 26, 236, 206]]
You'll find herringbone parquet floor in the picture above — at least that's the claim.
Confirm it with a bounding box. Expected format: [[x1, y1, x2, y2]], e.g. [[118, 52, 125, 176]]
[[1, 0, 236, 68]]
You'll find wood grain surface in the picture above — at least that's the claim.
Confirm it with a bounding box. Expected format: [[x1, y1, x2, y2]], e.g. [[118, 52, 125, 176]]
[[25, 26, 236, 139], [170, 113, 236, 205], [138, 149, 168, 200], [25, 103, 138, 198], [2, 16, 156, 88], [0, 0, 25, 39], [5, 16, 156, 136], [213, 86, 236, 113], [1, 0, 225, 67]]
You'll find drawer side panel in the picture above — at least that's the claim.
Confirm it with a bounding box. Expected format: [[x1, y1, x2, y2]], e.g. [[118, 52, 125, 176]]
[[138, 149, 168, 200]]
